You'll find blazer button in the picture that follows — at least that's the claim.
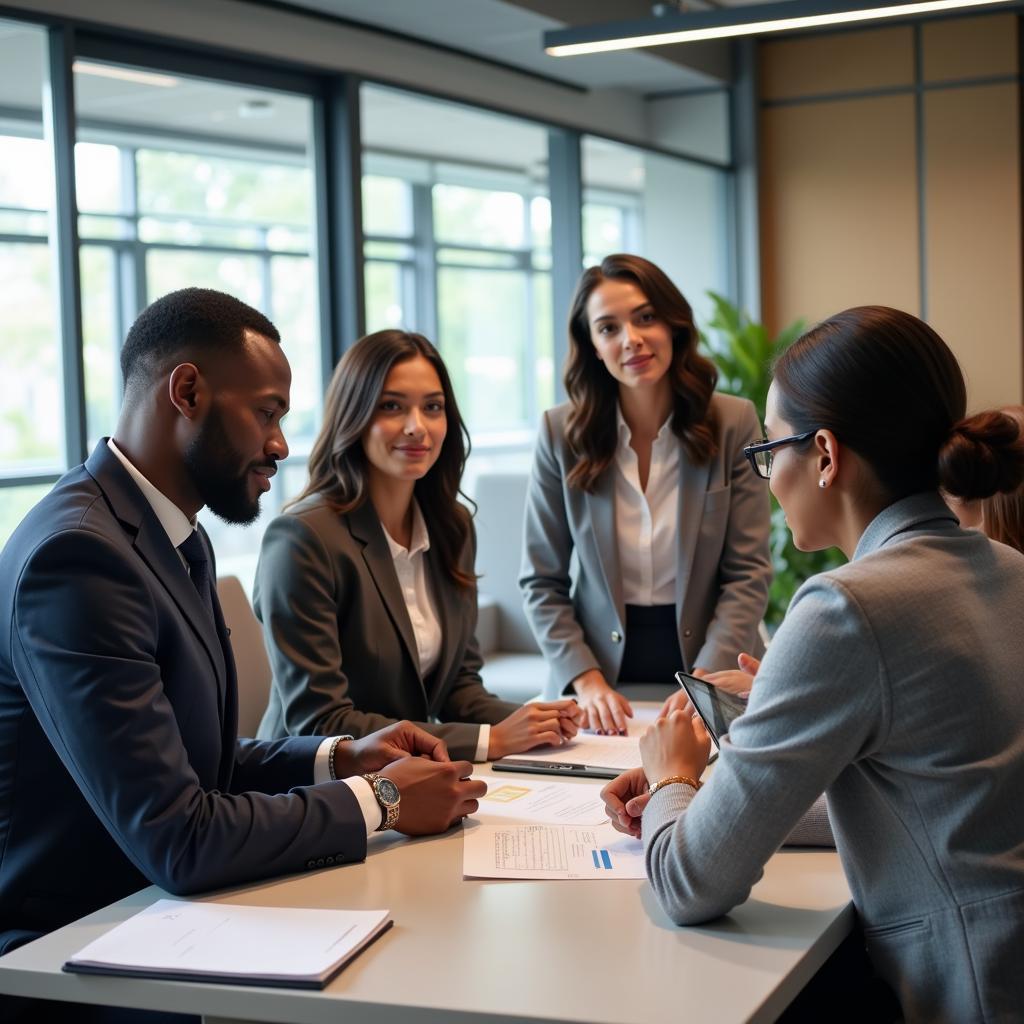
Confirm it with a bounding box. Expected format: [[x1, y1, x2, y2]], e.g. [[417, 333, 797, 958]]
[[683, 628, 692, 638], [611, 630, 622, 643], [316, 858, 325, 867], [325, 856, 334, 865], [306, 859, 316, 869]]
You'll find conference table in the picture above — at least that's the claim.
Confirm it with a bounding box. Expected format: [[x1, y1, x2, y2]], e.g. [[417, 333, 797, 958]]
[[0, 704, 854, 1024]]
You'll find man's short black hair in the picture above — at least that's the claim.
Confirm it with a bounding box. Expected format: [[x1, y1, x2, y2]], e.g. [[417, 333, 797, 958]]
[[120, 287, 281, 389]]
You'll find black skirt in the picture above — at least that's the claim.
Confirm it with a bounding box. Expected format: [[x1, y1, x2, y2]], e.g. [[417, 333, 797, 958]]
[[617, 604, 684, 685]]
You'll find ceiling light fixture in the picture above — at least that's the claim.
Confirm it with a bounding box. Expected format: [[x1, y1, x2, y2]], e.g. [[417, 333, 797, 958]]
[[72, 61, 179, 88], [544, 0, 1016, 56]]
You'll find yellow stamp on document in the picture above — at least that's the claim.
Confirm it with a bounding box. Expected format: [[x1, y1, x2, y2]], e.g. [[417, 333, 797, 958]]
[[482, 785, 531, 803]]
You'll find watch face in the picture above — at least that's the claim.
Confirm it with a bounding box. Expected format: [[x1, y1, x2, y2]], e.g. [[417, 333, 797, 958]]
[[376, 778, 400, 805]]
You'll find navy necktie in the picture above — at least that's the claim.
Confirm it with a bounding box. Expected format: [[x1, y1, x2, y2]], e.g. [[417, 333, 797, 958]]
[[178, 530, 215, 621]]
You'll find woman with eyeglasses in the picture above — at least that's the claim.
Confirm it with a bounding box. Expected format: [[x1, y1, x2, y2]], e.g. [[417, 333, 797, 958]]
[[254, 330, 582, 763], [519, 254, 772, 734], [602, 306, 1024, 1021]]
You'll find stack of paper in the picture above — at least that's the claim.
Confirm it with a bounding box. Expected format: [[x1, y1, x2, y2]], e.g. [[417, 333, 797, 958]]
[[63, 899, 392, 989]]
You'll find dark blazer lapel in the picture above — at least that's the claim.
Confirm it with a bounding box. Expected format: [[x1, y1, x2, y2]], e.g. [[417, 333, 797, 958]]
[[585, 468, 625, 625], [346, 502, 425, 695], [85, 442, 229, 702], [674, 444, 714, 626], [424, 545, 460, 703]]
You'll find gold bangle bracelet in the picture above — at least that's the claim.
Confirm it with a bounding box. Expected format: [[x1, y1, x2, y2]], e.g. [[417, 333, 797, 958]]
[[648, 775, 702, 797]]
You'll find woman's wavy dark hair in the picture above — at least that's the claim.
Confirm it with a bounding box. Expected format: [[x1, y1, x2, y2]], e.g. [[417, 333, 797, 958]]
[[290, 330, 476, 589], [563, 253, 719, 492], [772, 306, 1024, 505]]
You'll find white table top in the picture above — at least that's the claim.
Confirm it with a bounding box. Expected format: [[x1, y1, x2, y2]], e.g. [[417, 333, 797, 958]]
[[0, 760, 852, 1024]]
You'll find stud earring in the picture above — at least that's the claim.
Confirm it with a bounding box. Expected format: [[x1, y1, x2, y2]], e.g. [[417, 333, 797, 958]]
[[819, 479, 828, 489]]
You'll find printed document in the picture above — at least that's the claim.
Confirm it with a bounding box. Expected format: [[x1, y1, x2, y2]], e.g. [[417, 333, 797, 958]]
[[473, 779, 607, 825], [498, 731, 642, 772], [463, 821, 645, 880]]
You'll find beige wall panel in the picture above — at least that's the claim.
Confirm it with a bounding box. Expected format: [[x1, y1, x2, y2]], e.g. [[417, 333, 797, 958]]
[[922, 14, 1018, 83], [925, 84, 1022, 409], [760, 28, 913, 101], [760, 95, 919, 335]]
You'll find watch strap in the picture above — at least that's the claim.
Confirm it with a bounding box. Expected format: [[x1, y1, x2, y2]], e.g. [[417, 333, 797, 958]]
[[362, 773, 400, 831]]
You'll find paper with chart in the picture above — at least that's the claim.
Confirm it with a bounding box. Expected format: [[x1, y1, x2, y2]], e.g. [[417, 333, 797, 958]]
[[464, 821, 645, 879], [473, 779, 607, 826]]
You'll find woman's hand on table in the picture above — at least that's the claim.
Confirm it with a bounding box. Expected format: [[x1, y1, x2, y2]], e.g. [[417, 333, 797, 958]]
[[572, 669, 633, 735], [487, 700, 583, 760]]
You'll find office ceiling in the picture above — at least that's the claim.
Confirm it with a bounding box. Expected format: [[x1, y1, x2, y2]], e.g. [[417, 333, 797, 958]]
[[270, 0, 754, 91], [0, 20, 647, 188]]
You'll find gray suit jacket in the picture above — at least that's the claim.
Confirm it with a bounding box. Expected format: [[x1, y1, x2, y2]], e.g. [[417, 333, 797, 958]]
[[255, 496, 519, 762], [520, 393, 772, 698], [643, 493, 1024, 1022]]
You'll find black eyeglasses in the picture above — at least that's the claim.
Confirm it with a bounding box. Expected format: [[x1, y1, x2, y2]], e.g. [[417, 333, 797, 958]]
[[743, 430, 818, 480]]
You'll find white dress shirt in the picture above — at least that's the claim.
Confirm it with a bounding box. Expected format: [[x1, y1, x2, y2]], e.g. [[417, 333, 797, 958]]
[[107, 439, 379, 836], [613, 407, 680, 607], [382, 501, 490, 762]]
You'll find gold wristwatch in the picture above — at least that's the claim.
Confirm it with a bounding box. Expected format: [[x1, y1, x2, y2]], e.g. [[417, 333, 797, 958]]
[[362, 773, 400, 831]]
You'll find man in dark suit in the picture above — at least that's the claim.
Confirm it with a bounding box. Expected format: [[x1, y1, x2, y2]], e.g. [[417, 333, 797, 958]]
[[0, 288, 485, 974]]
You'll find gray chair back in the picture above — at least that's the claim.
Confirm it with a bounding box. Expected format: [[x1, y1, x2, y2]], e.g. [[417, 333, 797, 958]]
[[216, 575, 272, 737], [472, 472, 539, 654]]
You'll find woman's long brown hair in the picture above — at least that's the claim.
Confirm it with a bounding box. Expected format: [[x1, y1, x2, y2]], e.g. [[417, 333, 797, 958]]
[[290, 330, 476, 589], [563, 253, 719, 492]]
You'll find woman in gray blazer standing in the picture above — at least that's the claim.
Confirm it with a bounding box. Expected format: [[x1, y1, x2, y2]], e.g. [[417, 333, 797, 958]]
[[255, 330, 581, 763], [520, 254, 772, 734], [604, 306, 1024, 1021]]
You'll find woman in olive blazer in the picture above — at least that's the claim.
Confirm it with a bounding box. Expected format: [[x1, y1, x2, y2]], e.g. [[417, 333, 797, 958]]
[[257, 330, 579, 763]]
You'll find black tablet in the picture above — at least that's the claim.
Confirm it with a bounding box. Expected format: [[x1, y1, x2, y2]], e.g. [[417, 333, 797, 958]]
[[674, 670, 747, 745]]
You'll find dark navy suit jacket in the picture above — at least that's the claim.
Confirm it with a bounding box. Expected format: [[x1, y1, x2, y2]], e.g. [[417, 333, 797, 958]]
[[0, 441, 366, 954]]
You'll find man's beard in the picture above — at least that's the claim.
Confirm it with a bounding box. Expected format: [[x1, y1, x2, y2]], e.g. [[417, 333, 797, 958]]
[[184, 405, 269, 526]]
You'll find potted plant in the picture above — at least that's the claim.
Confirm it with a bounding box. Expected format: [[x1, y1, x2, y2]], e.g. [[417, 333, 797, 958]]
[[700, 292, 845, 628]]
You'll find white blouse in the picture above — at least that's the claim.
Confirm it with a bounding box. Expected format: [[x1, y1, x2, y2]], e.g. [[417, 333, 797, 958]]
[[614, 407, 680, 607], [382, 501, 442, 678]]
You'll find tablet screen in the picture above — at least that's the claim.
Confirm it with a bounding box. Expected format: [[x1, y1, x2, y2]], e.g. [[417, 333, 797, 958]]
[[674, 671, 747, 744]]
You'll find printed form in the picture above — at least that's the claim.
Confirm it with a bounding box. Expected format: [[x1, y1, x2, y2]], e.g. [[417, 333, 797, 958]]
[[463, 821, 645, 880]]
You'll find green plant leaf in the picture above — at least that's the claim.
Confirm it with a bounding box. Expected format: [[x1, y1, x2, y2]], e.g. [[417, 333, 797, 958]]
[[699, 293, 841, 625]]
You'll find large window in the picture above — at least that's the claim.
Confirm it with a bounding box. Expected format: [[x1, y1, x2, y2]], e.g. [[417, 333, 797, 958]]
[[361, 85, 554, 451], [0, 15, 736, 566], [582, 136, 730, 330], [71, 61, 321, 578], [0, 19, 62, 545]]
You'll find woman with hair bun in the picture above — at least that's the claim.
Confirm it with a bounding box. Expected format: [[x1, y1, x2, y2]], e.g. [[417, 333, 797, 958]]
[[520, 254, 772, 733], [946, 404, 1024, 554], [602, 306, 1024, 1021]]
